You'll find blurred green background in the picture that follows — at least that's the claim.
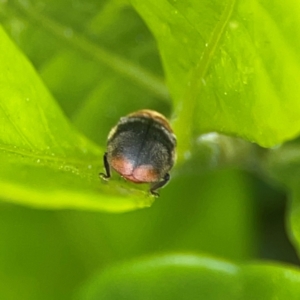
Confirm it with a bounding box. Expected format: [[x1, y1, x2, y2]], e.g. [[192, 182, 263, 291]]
[[0, 167, 297, 299], [1, 0, 300, 299]]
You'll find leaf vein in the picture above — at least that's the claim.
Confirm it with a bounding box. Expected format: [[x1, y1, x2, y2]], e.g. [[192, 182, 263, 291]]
[[0, 103, 36, 149]]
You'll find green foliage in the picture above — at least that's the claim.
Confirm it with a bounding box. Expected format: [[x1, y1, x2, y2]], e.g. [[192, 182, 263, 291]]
[[78, 254, 300, 300], [0, 0, 300, 299], [0, 23, 153, 211], [132, 0, 300, 153]]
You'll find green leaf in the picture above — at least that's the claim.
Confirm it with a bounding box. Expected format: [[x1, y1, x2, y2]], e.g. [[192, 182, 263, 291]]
[[0, 0, 176, 211], [131, 0, 300, 157], [0, 25, 153, 212], [76, 254, 300, 300]]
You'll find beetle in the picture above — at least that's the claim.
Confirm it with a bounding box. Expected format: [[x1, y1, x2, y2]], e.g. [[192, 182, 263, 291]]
[[99, 109, 177, 196]]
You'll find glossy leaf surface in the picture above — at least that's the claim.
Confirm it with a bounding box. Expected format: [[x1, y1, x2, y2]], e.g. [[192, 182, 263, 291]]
[[0, 26, 152, 211], [131, 0, 300, 154]]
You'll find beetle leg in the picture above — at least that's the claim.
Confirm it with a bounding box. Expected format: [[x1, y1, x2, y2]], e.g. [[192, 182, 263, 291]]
[[150, 173, 170, 197], [99, 152, 111, 180]]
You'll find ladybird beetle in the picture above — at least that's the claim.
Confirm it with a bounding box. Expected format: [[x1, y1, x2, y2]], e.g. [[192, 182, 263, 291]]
[[100, 109, 177, 196]]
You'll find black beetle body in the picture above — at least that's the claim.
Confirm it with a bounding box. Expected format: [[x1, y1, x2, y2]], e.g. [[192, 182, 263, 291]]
[[100, 110, 176, 196]]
